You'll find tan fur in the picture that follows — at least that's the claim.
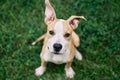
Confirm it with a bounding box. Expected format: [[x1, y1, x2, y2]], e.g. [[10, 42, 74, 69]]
[[32, 34, 46, 44], [65, 62, 72, 69], [33, 19, 77, 71], [72, 32, 80, 47], [34, 0, 86, 78], [33, 32, 80, 47]]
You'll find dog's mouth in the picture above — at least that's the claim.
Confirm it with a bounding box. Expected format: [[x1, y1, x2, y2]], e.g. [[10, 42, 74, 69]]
[[51, 52, 63, 55]]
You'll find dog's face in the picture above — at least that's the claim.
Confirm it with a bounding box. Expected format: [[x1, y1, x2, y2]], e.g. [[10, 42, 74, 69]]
[[46, 19, 73, 54], [44, 0, 86, 55]]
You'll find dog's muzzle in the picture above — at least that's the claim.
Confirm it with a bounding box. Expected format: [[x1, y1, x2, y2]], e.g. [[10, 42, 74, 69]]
[[53, 43, 62, 54]]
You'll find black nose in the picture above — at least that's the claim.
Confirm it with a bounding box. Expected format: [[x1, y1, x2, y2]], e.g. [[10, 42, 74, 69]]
[[53, 43, 62, 52]]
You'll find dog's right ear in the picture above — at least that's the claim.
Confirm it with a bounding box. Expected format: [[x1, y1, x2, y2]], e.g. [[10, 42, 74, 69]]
[[45, 0, 56, 24]]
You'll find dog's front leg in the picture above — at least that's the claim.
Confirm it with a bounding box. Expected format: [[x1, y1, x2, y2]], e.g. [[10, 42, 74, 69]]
[[65, 45, 75, 78], [35, 57, 47, 76], [35, 40, 48, 76], [65, 62, 75, 78]]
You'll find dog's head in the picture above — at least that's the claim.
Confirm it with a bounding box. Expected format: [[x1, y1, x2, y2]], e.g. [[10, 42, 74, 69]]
[[44, 0, 86, 55]]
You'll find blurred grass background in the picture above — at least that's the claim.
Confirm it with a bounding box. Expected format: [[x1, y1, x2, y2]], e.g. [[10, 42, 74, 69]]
[[0, 0, 120, 80]]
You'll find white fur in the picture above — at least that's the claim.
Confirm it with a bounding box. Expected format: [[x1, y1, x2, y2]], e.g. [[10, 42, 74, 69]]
[[75, 50, 82, 60], [54, 19, 64, 34], [32, 42, 36, 45], [35, 66, 46, 76], [65, 67, 75, 78], [36, 20, 82, 78], [47, 19, 69, 55], [43, 46, 82, 64], [43, 47, 70, 64]]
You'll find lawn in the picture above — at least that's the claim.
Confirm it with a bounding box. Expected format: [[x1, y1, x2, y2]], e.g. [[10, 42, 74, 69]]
[[0, 0, 120, 80]]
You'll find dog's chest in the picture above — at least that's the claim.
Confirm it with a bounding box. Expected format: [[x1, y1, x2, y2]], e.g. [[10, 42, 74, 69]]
[[43, 50, 70, 64]]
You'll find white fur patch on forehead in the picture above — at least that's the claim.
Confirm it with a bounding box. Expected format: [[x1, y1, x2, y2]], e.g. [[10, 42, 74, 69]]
[[54, 19, 64, 34]]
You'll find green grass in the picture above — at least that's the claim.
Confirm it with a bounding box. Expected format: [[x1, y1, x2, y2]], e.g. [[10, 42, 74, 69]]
[[0, 0, 120, 80]]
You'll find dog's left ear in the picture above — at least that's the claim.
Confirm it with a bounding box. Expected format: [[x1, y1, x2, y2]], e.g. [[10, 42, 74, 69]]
[[67, 16, 86, 30]]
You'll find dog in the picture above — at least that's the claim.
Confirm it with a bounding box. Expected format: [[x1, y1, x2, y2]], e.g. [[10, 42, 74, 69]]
[[32, 0, 86, 78]]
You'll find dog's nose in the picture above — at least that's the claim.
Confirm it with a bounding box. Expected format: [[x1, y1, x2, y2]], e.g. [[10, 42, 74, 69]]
[[53, 43, 62, 52]]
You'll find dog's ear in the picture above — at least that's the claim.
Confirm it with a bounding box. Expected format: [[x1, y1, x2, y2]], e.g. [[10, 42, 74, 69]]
[[45, 0, 56, 24], [67, 16, 86, 30], [72, 32, 80, 47]]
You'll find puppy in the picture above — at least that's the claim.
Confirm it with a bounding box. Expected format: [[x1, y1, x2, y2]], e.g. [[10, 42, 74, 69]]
[[32, 0, 86, 78]]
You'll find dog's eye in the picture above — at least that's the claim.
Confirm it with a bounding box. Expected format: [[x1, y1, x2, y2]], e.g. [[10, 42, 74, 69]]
[[64, 33, 70, 37], [49, 30, 55, 35]]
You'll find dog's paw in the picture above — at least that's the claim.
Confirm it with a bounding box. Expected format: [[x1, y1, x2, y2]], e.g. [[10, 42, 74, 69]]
[[35, 66, 46, 76], [75, 50, 82, 61], [65, 67, 75, 78], [32, 42, 36, 45]]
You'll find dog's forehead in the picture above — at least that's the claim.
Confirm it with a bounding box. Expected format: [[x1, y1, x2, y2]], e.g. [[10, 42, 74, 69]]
[[54, 19, 64, 33], [48, 19, 72, 33]]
